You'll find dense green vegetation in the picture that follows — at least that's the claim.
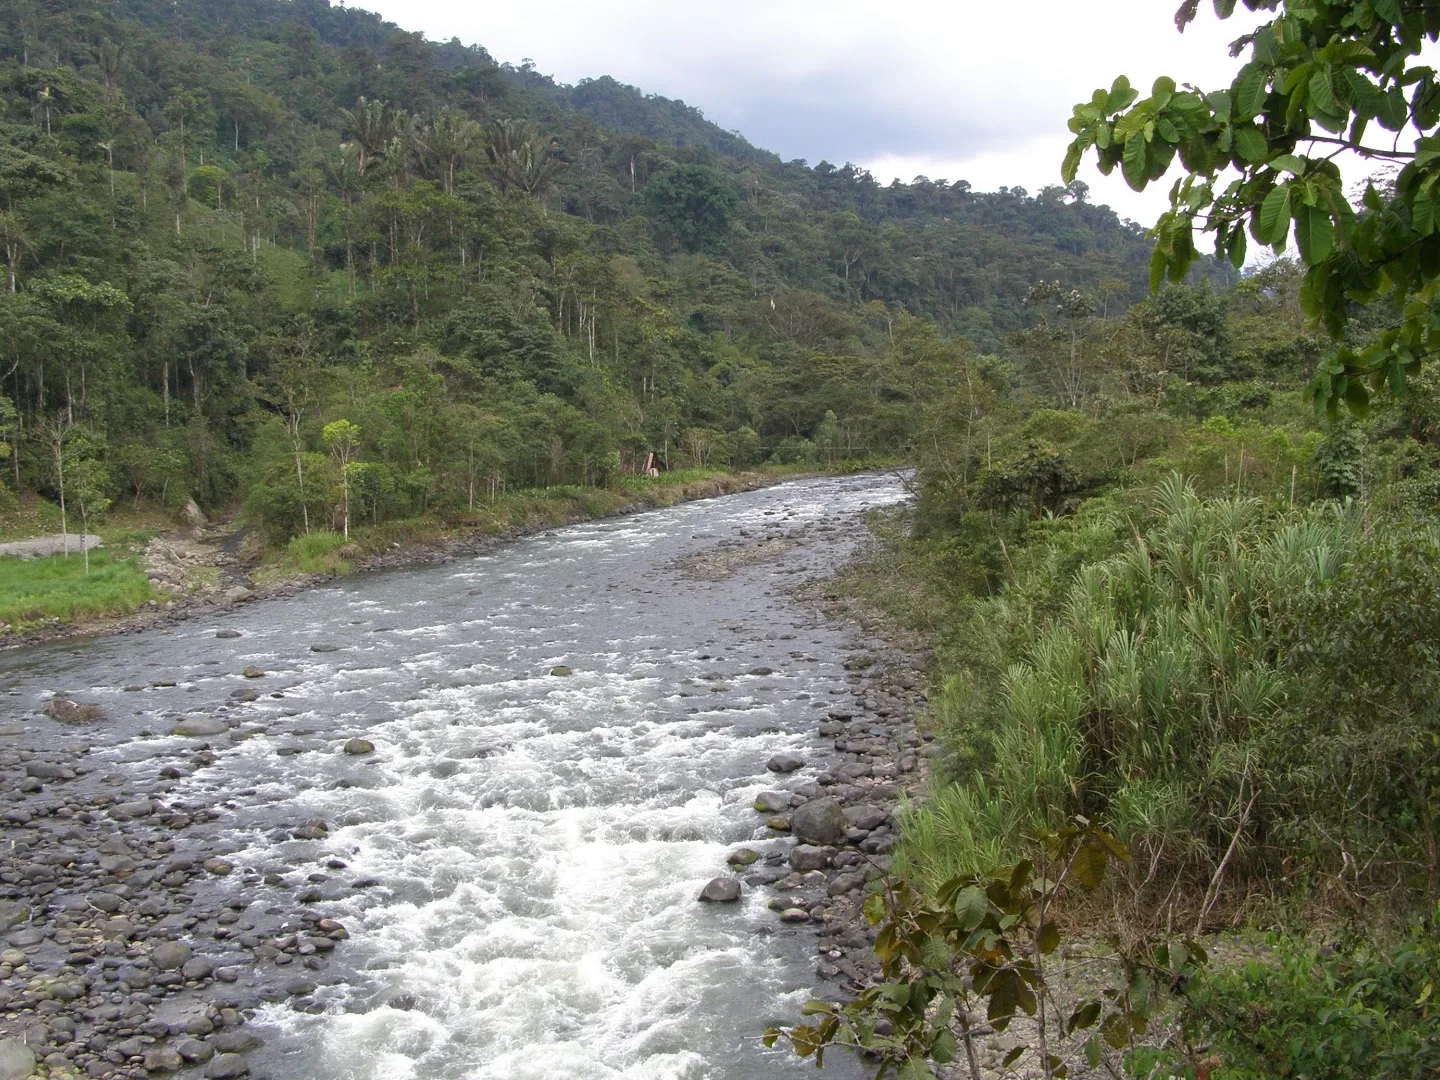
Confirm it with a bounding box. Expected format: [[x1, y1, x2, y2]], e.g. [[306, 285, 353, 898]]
[[798, 250, 1440, 1075], [0, 0, 1172, 556]]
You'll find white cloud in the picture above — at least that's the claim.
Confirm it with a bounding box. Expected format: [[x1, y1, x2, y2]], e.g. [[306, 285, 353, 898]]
[[357, 0, 1258, 224]]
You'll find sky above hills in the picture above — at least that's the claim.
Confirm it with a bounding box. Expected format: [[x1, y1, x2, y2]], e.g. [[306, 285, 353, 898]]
[[358, 0, 1251, 226]]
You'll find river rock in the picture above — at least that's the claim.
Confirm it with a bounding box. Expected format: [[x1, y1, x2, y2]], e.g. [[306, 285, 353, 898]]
[[788, 845, 831, 871], [241, 666, 265, 679], [206, 1053, 250, 1078], [343, 738, 375, 756], [549, 666, 573, 677], [752, 791, 790, 813], [43, 694, 104, 724], [766, 751, 805, 773], [143, 1045, 184, 1072], [791, 798, 846, 845], [697, 877, 742, 902], [177, 1038, 214, 1062], [211, 1032, 260, 1053], [827, 872, 867, 897], [215, 629, 243, 639], [0, 1039, 33, 1080], [151, 941, 193, 970], [0, 903, 28, 932], [726, 848, 760, 866], [181, 956, 214, 980], [230, 688, 261, 702], [843, 805, 889, 832], [111, 799, 155, 819], [172, 717, 227, 737], [224, 586, 253, 602], [310, 644, 339, 653]]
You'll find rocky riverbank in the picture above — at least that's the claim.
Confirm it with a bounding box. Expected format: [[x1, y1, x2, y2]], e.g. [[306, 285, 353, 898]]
[[0, 699, 350, 1079], [685, 522, 937, 998]]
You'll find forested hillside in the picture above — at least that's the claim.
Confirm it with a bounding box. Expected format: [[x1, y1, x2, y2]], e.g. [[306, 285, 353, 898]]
[[0, 0, 1184, 547]]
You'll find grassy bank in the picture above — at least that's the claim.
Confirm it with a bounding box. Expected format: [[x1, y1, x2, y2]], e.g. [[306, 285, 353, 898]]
[[827, 470, 1440, 1077], [0, 549, 153, 629]]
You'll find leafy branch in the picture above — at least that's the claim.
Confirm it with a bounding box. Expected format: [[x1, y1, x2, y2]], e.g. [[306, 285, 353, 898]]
[[764, 819, 1209, 1080], [1065, 0, 1440, 419]]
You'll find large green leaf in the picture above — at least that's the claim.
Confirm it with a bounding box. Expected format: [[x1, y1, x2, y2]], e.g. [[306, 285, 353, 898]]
[[1295, 205, 1335, 263], [1378, 85, 1409, 130], [1122, 132, 1148, 190], [1062, 143, 1083, 185], [1232, 124, 1268, 164], [1037, 921, 1061, 955], [1257, 184, 1292, 245], [1233, 65, 1268, 118], [930, 1028, 957, 1065], [1308, 66, 1337, 113], [953, 885, 989, 931]]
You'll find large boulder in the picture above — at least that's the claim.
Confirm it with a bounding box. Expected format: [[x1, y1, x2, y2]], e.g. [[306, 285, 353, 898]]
[[843, 804, 889, 832], [43, 695, 105, 724], [697, 878, 741, 903], [0, 1038, 33, 1080], [151, 941, 193, 971], [791, 797, 846, 846], [766, 751, 805, 773], [788, 845, 831, 871], [171, 717, 227, 737], [752, 791, 791, 814]]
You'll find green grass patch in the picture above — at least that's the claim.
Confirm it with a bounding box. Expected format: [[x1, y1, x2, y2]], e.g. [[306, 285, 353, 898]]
[[284, 530, 352, 575], [0, 550, 153, 628]]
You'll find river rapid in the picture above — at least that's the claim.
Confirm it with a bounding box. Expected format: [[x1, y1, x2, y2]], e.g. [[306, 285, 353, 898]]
[[0, 472, 909, 1080]]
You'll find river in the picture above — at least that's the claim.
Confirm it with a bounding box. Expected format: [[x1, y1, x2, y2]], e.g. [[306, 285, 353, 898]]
[[0, 472, 909, 1080]]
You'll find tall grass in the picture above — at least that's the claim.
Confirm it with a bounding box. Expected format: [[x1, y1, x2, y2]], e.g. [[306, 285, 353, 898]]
[[0, 551, 153, 626], [897, 475, 1369, 898], [285, 530, 351, 574]]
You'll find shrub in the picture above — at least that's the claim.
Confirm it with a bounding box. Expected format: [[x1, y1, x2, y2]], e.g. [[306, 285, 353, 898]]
[[896, 474, 1440, 907], [1180, 916, 1440, 1080]]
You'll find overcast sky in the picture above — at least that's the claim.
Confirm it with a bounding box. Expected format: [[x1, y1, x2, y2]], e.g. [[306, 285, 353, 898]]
[[356, 0, 1252, 226]]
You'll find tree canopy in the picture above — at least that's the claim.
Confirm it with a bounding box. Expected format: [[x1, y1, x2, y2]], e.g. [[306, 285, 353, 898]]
[[1067, 0, 1440, 418]]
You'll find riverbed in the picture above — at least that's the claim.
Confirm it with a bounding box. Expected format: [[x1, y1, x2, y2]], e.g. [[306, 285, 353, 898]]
[[0, 472, 911, 1080]]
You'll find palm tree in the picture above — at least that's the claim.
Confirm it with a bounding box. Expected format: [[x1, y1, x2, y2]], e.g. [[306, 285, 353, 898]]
[[90, 41, 123, 93], [418, 109, 480, 195], [339, 97, 400, 177], [485, 119, 565, 199]]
